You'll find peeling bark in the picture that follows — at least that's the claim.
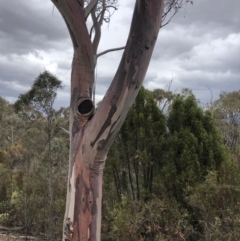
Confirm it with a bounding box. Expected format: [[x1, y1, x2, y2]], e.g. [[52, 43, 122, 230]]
[[51, 0, 164, 240]]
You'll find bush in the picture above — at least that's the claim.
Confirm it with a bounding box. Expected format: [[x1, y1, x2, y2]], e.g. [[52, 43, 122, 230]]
[[186, 163, 240, 240], [102, 195, 194, 241]]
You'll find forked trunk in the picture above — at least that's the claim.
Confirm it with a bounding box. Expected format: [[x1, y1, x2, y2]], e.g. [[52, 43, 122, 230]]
[[51, 0, 164, 240]]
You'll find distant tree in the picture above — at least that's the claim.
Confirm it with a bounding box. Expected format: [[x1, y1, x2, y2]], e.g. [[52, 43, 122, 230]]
[[105, 87, 166, 202], [152, 88, 174, 112], [212, 91, 240, 161], [0, 94, 68, 238], [186, 165, 240, 240], [0, 97, 27, 206], [14, 71, 64, 240], [14, 71, 62, 114], [162, 94, 227, 202]]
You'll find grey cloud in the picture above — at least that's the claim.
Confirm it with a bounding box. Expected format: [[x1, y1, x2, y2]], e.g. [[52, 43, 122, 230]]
[[177, 34, 240, 75], [147, 0, 240, 105], [0, 79, 28, 98], [153, 27, 197, 60], [0, 0, 70, 55], [171, 69, 239, 103], [57, 60, 72, 71], [0, 0, 239, 108], [95, 76, 112, 95], [0, 1, 67, 38], [0, 57, 44, 101], [0, 56, 42, 84], [180, 53, 240, 75], [174, 0, 240, 32]]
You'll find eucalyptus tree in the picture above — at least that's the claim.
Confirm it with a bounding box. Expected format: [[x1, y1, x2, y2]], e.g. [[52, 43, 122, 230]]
[[0, 97, 28, 209], [212, 91, 240, 158], [15, 71, 63, 240], [48, 0, 192, 240]]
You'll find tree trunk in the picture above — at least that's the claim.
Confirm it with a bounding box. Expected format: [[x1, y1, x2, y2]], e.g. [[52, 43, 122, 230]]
[[125, 146, 135, 200], [113, 167, 122, 202], [51, 0, 164, 240]]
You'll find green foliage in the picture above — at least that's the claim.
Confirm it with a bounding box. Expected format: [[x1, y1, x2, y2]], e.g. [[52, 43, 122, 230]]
[[0, 71, 67, 240], [1, 84, 240, 241], [103, 89, 237, 241], [186, 161, 240, 240], [152, 88, 174, 111], [0, 200, 11, 225], [162, 94, 227, 202], [105, 87, 166, 202], [213, 90, 240, 160], [14, 70, 62, 115], [103, 195, 194, 241]]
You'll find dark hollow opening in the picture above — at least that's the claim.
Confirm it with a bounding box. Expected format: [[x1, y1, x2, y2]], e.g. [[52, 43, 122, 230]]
[[78, 99, 93, 114]]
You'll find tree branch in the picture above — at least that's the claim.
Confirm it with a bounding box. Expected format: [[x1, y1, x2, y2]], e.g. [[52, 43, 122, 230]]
[[98, 0, 106, 26], [91, 6, 101, 55], [91, 0, 106, 55], [161, 0, 183, 28], [84, 0, 98, 19], [57, 125, 70, 135], [51, 0, 95, 99], [87, 0, 165, 161], [97, 46, 125, 58], [0, 225, 25, 231]]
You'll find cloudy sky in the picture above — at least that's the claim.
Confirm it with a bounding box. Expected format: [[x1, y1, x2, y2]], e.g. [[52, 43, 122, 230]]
[[0, 0, 239, 108]]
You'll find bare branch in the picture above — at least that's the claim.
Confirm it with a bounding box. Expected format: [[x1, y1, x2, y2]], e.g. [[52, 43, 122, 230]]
[[161, 10, 178, 28], [91, 5, 101, 54], [206, 86, 213, 109], [161, 0, 184, 28], [57, 125, 70, 135], [99, 0, 106, 25], [90, 1, 119, 53], [98, 4, 117, 25], [84, 0, 98, 19], [97, 46, 125, 58]]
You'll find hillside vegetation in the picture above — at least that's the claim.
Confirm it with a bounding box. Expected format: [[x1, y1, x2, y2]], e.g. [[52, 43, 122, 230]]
[[1, 72, 240, 241]]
